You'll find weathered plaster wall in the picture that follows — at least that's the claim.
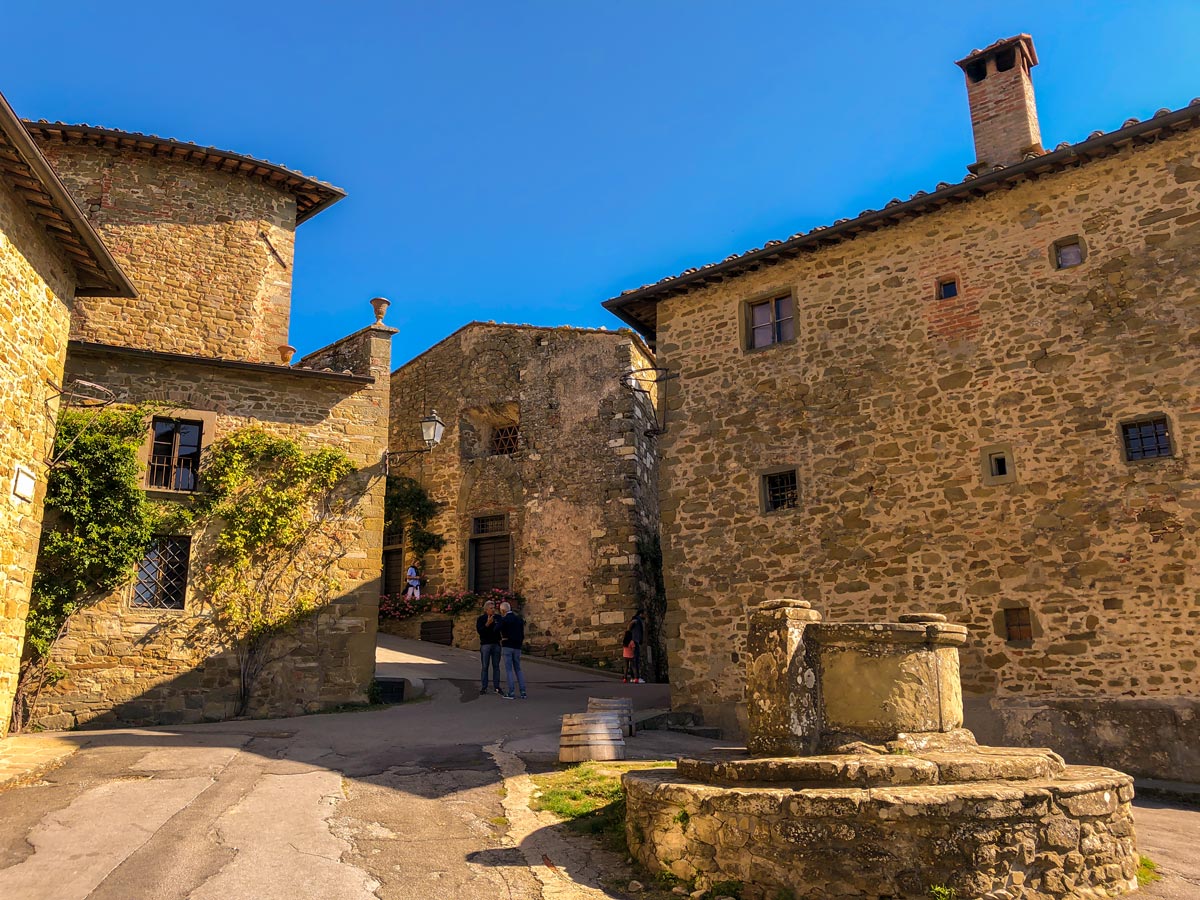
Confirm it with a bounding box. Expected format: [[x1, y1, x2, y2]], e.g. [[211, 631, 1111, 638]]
[[33, 141, 297, 363], [0, 179, 76, 735], [654, 129, 1200, 778], [389, 324, 661, 670], [32, 324, 393, 729]]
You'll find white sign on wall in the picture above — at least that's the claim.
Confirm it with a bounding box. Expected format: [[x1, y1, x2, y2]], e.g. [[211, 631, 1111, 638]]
[[11, 464, 36, 503]]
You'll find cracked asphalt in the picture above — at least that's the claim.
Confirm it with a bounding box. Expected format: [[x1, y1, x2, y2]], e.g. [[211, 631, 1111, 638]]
[[0, 636, 1196, 899]]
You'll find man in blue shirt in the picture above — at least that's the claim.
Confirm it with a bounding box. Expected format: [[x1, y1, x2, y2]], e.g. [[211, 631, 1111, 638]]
[[498, 601, 527, 700]]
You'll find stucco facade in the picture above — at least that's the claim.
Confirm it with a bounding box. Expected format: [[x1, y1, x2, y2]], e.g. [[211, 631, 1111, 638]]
[[388, 323, 663, 673], [605, 39, 1200, 780]]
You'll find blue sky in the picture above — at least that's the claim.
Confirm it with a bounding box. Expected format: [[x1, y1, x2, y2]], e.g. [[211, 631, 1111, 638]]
[[4, 3, 1198, 366]]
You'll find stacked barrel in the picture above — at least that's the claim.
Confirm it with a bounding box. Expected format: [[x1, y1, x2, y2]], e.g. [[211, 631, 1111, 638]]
[[558, 697, 636, 762]]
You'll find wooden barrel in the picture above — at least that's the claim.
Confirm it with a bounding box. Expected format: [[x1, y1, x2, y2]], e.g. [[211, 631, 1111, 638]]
[[587, 697, 635, 736], [559, 713, 626, 762]]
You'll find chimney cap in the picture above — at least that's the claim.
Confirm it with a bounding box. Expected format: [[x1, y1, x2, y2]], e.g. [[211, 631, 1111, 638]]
[[955, 33, 1038, 71]]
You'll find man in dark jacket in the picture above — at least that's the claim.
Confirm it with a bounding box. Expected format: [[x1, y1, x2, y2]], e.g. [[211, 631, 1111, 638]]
[[476, 600, 502, 695], [497, 601, 527, 699], [630, 610, 646, 683]]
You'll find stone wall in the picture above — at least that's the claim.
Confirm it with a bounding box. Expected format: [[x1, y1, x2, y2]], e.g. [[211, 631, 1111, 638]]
[[653, 127, 1200, 778], [389, 324, 662, 670], [31, 323, 393, 729], [32, 141, 297, 363], [0, 177, 77, 735]]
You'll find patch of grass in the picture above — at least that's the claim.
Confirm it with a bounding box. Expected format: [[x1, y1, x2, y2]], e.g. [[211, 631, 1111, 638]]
[[1137, 855, 1161, 887], [673, 808, 691, 829], [928, 887, 956, 900], [489, 816, 509, 827], [496, 785, 508, 798], [529, 760, 673, 854]]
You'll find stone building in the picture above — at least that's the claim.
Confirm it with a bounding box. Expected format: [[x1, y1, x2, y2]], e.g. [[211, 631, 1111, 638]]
[[0, 93, 135, 735], [19, 121, 393, 728], [604, 35, 1200, 780], [387, 322, 662, 671]]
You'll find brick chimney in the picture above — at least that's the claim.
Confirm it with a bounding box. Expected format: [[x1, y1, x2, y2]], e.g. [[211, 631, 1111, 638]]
[[956, 34, 1043, 173]]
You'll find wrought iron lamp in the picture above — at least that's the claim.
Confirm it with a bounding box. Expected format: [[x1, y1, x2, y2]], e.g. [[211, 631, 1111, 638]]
[[619, 366, 676, 436], [384, 410, 446, 472]]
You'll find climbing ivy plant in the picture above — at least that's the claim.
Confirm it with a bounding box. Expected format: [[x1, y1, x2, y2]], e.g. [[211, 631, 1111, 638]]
[[192, 428, 357, 716], [384, 475, 445, 558], [11, 406, 159, 732]]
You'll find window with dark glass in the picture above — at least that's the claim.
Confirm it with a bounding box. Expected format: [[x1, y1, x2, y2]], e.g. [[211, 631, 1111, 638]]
[[762, 470, 799, 512], [489, 424, 519, 455], [1003, 606, 1033, 642], [1121, 417, 1173, 462], [937, 278, 958, 300], [747, 294, 795, 350], [1055, 240, 1083, 269], [148, 418, 203, 491], [132, 536, 190, 610]]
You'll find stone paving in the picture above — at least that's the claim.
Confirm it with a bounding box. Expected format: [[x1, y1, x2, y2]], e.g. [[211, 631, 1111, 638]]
[[0, 636, 1194, 899]]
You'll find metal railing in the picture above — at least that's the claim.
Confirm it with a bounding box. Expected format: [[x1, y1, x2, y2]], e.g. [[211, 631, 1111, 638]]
[[147, 455, 198, 492]]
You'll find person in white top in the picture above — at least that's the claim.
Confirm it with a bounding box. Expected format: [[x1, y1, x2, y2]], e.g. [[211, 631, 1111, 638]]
[[403, 560, 421, 600]]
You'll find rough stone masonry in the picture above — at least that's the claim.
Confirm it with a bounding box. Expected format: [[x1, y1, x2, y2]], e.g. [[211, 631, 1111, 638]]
[[603, 34, 1200, 781]]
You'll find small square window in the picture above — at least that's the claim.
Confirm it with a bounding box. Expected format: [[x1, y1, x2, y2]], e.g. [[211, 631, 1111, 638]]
[[489, 424, 519, 455], [747, 294, 795, 350], [1121, 417, 1173, 462], [1003, 606, 1033, 642], [1054, 239, 1084, 269], [132, 536, 190, 610], [937, 278, 958, 300], [980, 443, 1017, 486], [762, 470, 798, 512]]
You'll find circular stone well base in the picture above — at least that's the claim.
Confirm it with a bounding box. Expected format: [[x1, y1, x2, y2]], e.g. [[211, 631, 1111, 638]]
[[623, 763, 1138, 900]]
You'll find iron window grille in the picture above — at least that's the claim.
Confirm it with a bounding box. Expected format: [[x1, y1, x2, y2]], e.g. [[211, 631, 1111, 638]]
[[148, 418, 203, 491], [1121, 417, 1173, 461], [473, 514, 508, 535], [489, 424, 519, 455], [132, 536, 190, 610], [763, 470, 799, 512], [1003, 606, 1033, 642], [747, 294, 795, 350]]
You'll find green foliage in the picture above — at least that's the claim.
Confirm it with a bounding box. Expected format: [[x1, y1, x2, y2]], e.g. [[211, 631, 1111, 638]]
[[378, 587, 525, 621], [13, 406, 158, 732], [191, 427, 358, 715], [928, 886, 957, 900], [673, 808, 691, 829], [1137, 855, 1161, 886], [529, 761, 674, 854], [195, 428, 354, 640], [384, 475, 445, 557], [26, 407, 154, 658]]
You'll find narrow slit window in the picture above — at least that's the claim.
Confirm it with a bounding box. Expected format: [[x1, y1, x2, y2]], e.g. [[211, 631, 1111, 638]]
[[747, 294, 795, 350], [989, 452, 1008, 478], [1003, 606, 1033, 642]]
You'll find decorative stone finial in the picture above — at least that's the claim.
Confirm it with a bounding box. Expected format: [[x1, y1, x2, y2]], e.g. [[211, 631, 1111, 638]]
[[278, 344, 296, 365], [370, 296, 391, 324]]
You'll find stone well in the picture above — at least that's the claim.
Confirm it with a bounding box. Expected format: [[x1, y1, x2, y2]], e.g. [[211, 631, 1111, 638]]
[[624, 602, 1139, 900]]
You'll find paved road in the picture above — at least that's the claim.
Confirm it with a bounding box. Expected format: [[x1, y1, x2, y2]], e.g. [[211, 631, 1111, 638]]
[[0, 637, 1196, 899]]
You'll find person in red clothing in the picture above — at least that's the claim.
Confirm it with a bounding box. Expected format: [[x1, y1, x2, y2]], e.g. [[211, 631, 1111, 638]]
[[621, 624, 636, 682]]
